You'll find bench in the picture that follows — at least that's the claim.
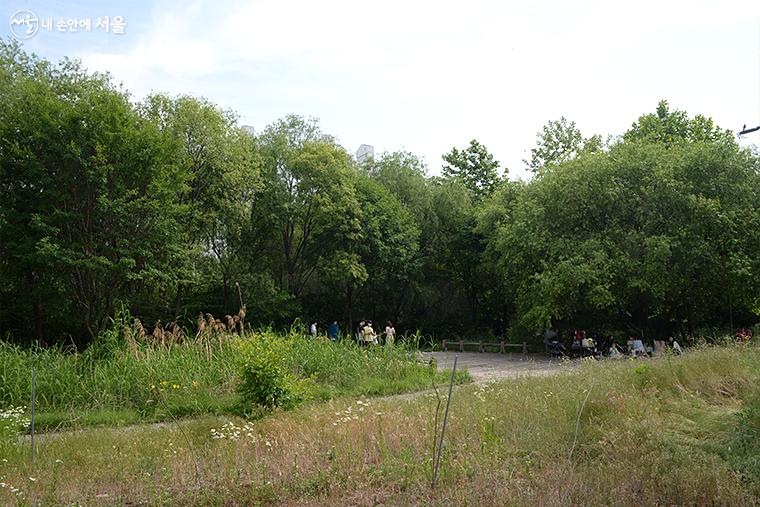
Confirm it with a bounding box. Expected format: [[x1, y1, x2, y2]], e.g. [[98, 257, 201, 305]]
[[442, 339, 527, 355]]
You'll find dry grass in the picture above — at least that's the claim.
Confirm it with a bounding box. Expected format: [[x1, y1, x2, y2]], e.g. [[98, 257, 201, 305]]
[[2, 344, 759, 505]]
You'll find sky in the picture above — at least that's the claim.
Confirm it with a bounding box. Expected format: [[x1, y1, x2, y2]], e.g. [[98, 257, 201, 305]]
[[3, 0, 760, 180]]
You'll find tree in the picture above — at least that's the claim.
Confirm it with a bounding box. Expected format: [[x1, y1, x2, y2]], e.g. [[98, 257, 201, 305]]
[[0, 40, 185, 343], [442, 139, 502, 202], [623, 100, 735, 146], [525, 117, 602, 173], [254, 116, 361, 301], [493, 121, 760, 338], [139, 94, 259, 316], [352, 176, 420, 325]]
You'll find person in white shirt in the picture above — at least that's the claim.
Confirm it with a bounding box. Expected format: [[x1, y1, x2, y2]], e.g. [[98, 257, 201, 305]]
[[362, 321, 377, 345], [384, 322, 396, 346], [669, 336, 683, 355], [631, 337, 646, 357], [310, 322, 317, 339]]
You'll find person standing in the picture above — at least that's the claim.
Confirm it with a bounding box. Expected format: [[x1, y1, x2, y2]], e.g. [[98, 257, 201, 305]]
[[362, 321, 377, 345], [384, 322, 396, 346], [327, 321, 339, 342], [310, 322, 317, 339]]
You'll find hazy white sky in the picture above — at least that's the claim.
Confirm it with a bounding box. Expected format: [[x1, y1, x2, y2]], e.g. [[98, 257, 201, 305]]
[[4, 0, 760, 179]]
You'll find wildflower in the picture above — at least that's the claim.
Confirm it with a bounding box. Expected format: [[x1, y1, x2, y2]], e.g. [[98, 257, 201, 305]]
[[172, 384, 180, 389]]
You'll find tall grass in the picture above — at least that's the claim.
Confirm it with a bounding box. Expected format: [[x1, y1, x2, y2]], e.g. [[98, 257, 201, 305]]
[[0, 324, 466, 430], [0, 340, 240, 428]]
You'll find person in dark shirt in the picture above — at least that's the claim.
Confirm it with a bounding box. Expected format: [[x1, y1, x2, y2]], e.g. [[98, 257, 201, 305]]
[[327, 321, 339, 342]]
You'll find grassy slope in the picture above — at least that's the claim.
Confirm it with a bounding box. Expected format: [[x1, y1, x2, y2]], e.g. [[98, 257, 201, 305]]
[[2, 344, 759, 505]]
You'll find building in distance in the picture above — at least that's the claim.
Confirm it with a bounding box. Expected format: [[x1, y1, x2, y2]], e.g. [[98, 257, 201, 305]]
[[356, 144, 374, 163]]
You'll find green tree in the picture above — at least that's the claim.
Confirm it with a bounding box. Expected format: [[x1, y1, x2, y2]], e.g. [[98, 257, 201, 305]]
[[352, 176, 420, 325], [442, 139, 502, 202], [494, 122, 759, 338], [0, 41, 185, 343], [254, 116, 361, 302], [623, 99, 735, 146], [139, 94, 259, 316], [525, 116, 602, 173]]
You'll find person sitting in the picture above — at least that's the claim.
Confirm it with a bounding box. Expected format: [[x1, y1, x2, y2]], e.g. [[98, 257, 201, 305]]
[[609, 342, 623, 359], [581, 336, 595, 357], [570, 336, 582, 356], [631, 337, 646, 357], [668, 336, 683, 355]]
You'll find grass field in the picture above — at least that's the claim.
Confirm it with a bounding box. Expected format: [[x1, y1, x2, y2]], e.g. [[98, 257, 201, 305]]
[[0, 328, 468, 431], [2, 343, 759, 505]]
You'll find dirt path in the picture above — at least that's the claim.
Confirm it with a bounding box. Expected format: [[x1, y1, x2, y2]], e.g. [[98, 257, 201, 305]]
[[421, 351, 570, 383], [379, 352, 572, 403]]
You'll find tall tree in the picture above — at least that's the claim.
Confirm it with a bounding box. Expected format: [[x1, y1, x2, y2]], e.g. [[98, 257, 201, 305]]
[[494, 116, 759, 337], [624, 99, 735, 146], [139, 94, 258, 316], [525, 116, 602, 173], [0, 41, 185, 343], [254, 116, 361, 300], [442, 139, 502, 202]]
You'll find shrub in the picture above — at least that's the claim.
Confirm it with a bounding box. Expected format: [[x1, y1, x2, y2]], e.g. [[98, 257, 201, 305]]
[[236, 337, 311, 412]]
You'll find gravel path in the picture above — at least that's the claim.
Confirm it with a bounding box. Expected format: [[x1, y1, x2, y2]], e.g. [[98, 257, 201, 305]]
[[378, 351, 573, 403], [420, 351, 570, 383]]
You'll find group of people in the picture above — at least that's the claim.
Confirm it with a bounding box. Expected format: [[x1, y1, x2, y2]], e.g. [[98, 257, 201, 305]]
[[544, 329, 684, 358], [355, 320, 396, 346], [308, 320, 396, 346]]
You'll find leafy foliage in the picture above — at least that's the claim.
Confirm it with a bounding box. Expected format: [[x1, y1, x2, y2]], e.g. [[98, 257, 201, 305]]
[[525, 116, 602, 173], [442, 139, 503, 202], [236, 336, 310, 411]]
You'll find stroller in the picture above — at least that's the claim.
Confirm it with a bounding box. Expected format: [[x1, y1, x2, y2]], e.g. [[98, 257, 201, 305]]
[[543, 330, 566, 357]]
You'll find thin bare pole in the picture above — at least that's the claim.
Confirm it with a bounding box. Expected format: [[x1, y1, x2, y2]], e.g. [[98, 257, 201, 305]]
[[31, 367, 36, 463], [432, 355, 457, 488], [430, 370, 442, 480]]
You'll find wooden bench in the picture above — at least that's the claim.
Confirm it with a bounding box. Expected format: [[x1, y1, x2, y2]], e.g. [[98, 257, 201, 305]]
[[442, 340, 527, 355]]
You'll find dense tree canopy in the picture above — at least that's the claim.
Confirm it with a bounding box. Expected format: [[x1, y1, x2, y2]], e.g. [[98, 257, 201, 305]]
[[1, 40, 758, 346]]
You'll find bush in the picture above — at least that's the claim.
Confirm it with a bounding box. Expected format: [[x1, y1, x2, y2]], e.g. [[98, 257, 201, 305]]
[[236, 337, 311, 412]]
